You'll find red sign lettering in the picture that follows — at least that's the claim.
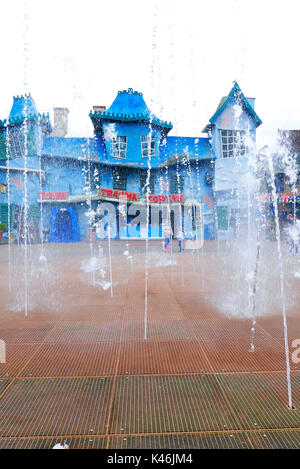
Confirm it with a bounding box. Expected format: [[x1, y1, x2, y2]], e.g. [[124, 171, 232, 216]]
[[40, 192, 69, 200], [99, 188, 140, 201], [148, 193, 184, 203], [99, 188, 183, 203]]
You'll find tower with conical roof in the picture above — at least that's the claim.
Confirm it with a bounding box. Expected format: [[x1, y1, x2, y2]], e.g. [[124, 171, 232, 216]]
[[204, 82, 262, 239], [89, 88, 172, 168], [0, 94, 52, 160]]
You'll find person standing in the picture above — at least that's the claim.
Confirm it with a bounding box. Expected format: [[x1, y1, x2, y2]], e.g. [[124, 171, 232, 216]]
[[162, 219, 172, 251], [177, 228, 184, 252]]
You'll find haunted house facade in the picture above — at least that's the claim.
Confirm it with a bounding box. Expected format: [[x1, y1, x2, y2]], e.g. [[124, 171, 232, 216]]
[[0, 83, 262, 243]]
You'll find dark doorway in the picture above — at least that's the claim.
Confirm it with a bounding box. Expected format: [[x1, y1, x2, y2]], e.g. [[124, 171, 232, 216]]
[[170, 207, 183, 239], [170, 210, 175, 239], [55, 209, 73, 241]]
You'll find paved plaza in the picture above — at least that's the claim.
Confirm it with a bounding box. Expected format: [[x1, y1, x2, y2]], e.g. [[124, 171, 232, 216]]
[[0, 241, 299, 449]]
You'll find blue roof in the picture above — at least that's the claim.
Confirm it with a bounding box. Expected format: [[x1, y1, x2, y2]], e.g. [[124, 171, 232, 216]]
[[106, 88, 150, 115], [90, 88, 173, 130], [160, 136, 215, 165], [209, 82, 262, 128], [9, 94, 38, 121], [0, 94, 51, 129], [42, 137, 102, 160]]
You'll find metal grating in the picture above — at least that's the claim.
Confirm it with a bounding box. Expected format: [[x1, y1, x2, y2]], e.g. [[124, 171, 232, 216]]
[[0, 242, 300, 448], [0, 377, 113, 437]]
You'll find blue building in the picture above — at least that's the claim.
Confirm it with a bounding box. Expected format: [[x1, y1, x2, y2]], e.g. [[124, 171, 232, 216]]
[[203, 82, 262, 239], [0, 83, 261, 243]]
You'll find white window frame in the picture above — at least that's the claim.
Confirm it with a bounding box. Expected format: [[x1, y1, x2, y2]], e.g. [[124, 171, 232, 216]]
[[112, 136, 127, 159], [141, 134, 155, 158], [220, 129, 246, 158]]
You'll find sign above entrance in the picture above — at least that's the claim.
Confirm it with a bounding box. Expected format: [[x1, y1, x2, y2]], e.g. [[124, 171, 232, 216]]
[[259, 193, 300, 203], [99, 188, 140, 201], [40, 192, 69, 200], [148, 194, 184, 203], [99, 188, 185, 204]]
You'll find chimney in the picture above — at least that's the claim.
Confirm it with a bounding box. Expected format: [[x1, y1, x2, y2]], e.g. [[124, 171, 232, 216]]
[[51, 107, 69, 137], [93, 105, 106, 113]]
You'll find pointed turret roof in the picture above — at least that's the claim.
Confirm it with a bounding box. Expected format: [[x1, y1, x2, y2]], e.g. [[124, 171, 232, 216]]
[[90, 88, 172, 131], [203, 82, 262, 132], [9, 94, 38, 121], [0, 94, 51, 132]]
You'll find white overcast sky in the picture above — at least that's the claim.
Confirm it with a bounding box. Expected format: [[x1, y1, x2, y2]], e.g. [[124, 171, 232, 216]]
[[1, 0, 300, 147]]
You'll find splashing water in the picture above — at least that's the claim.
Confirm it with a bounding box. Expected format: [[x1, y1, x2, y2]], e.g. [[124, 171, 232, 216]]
[[5, 124, 11, 292], [36, 114, 49, 278], [22, 0, 30, 317], [249, 241, 260, 352], [81, 256, 105, 273], [108, 224, 113, 298], [53, 442, 69, 450], [86, 137, 96, 286], [143, 0, 160, 340], [266, 149, 293, 409]]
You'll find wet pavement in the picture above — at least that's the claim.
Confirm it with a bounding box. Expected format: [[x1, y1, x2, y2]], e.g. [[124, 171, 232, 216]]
[[0, 241, 300, 448]]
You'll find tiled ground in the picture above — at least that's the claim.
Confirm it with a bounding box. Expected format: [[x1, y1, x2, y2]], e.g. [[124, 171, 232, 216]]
[[0, 241, 300, 448]]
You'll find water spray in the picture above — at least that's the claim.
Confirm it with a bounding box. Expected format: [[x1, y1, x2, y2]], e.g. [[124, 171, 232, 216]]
[[250, 239, 260, 352], [266, 150, 293, 410], [5, 124, 11, 292], [108, 223, 113, 298]]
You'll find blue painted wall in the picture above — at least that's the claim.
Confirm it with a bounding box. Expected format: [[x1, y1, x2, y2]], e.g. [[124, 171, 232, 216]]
[[0, 84, 262, 242], [205, 83, 262, 238], [102, 122, 163, 168], [211, 95, 257, 195]]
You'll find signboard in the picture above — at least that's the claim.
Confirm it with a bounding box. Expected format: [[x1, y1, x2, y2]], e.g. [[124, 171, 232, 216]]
[[40, 192, 69, 200], [259, 193, 300, 203], [100, 188, 140, 201], [0, 184, 6, 194], [99, 188, 185, 204], [148, 194, 184, 203]]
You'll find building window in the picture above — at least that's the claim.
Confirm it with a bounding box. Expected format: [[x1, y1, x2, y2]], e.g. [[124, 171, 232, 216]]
[[141, 134, 155, 158], [8, 129, 24, 158], [220, 130, 246, 158], [112, 136, 127, 159], [170, 174, 184, 194], [139, 171, 155, 195], [112, 167, 128, 190]]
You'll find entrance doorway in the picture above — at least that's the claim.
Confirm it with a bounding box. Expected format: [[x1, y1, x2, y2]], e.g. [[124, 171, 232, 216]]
[[50, 207, 79, 242], [55, 209, 73, 241]]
